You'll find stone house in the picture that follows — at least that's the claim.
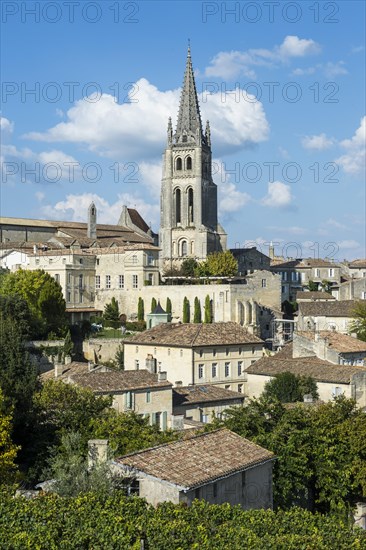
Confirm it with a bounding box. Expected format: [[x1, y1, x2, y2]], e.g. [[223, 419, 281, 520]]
[[173, 385, 244, 423], [246, 343, 366, 408], [295, 291, 335, 302], [67, 368, 173, 429], [296, 300, 358, 333], [271, 258, 344, 302], [293, 331, 366, 366], [339, 278, 366, 301], [344, 259, 366, 279], [230, 247, 271, 275], [123, 322, 264, 392], [112, 428, 275, 508]]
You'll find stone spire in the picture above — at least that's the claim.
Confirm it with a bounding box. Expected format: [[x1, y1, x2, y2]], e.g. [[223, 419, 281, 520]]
[[175, 46, 204, 144]]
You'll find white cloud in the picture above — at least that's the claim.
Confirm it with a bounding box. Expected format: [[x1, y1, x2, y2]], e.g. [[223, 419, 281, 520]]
[[337, 240, 360, 249], [1, 144, 81, 184], [324, 61, 348, 78], [0, 116, 14, 134], [267, 225, 306, 235], [24, 78, 269, 159], [39, 192, 159, 227], [205, 36, 321, 79], [261, 181, 294, 208], [277, 35, 320, 58], [336, 116, 366, 175], [213, 158, 252, 214], [302, 133, 334, 150], [292, 66, 317, 76]]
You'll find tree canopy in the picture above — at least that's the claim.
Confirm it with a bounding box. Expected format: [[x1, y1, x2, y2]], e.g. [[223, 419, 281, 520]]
[[262, 372, 319, 403], [349, 301, 366, 341], [196, 251, 238, 278], [0, 269, 66, 338]]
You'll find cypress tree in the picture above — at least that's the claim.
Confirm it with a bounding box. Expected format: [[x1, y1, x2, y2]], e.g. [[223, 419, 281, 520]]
[[193, 297, 201, 323], [137, 297, 144, 321], [151, 297, 157, 313], [183, 297, 190, 323], [166, 297, 172, 315], [204, 295, 212, 323]]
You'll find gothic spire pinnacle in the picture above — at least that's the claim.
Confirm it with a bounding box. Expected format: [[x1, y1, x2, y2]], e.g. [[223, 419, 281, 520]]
[[175, 46, 204, 144]]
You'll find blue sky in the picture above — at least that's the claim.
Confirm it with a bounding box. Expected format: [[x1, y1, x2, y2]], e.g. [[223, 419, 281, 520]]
[[1, 0, 365, 260]]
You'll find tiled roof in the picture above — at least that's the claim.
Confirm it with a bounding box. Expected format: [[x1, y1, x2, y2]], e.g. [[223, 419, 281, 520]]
[[271, 258, 340, 269], [297, 331, 366, 353], [124, 322, 263, 347], [128, 208, 150, 233], [116, 429, 274, 489], [173, 385, 244, 407], [296, 291, 335, 301], [348, 259, 366, 268], [247, 356, 366, 383], [40, 361, 92, 381], [298, 300, 358, 318], [69, 369, 172, 392]]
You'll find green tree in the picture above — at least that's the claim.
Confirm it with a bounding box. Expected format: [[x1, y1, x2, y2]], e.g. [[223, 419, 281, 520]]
[[0, 313, 38, 441], [181, 258, 198, 277], [193, 297, 201, 323], [262, 372, 319, 403], [0, 294, 33, 338], [115, 345, 124, 370], [196, 251, 238, 278], [103, 297, 120, 325], [137, 297, 144, 321], [0, 389, 20, 485], [0, 269, 66, 337], [43, 431, 125, 497], [204, 295, 212, 323], [166, 297, 172, 315], [151, 297, 157, 313], [307, 280, 318, 292], [63, 330, 74, 360], [320, 279, 332, 293], [349, 301, 366, 341], [90, 409, 177, 457], [182, 297, 190, 323]]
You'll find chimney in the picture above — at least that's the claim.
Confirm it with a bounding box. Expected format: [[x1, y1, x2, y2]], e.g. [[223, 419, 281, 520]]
[[303, 394, 313, 403], [88, 439, 108, 469], [88, 361, 94, 372], [158, 371, 167, 381], [87, 202, 97, 239]]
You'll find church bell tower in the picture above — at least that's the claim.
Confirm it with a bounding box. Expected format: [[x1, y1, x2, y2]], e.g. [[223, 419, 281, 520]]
[[160, 47, 227, 269]]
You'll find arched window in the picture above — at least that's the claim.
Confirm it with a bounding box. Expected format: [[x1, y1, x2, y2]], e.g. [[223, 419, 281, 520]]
[[174, 188, 181, 224], [176, 157, 182, 171], [188, 188, 194, 223], [181, 240, 188, 257], [190, 241, 194, 254], [186, 156, 192, 170]]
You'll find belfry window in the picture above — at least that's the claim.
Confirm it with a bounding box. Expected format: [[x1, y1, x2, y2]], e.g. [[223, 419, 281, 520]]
[[186, 156, 192, 170], [175, 189, 181, 224], [181, 240, 188, 257], [176, 157, 182, 171], [188, 188, 194, 223]]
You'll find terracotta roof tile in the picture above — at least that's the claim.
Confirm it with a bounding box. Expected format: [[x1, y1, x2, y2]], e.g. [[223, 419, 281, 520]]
[[116, 429, 274, 489], [70, 369, 172, 392], [247, 356, 366, 383], [297, 331, 366, 353], [124, 322, 264, 348], [173, 385, 244, 406], [299, 300, 359, 317], [296, 291, 335, 301]]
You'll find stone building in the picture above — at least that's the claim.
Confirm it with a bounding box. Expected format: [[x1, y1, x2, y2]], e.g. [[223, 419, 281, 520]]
[[296, 299, 358, 333], [246, 341, 366, 408], [113, 428, 274, 508], [173, 384, 244, 423], [123, 322, 264, 393], [160, 47, 226, 269]]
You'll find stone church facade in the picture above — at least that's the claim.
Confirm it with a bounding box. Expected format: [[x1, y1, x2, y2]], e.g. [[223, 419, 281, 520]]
[[160, 47, 227, 270]]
